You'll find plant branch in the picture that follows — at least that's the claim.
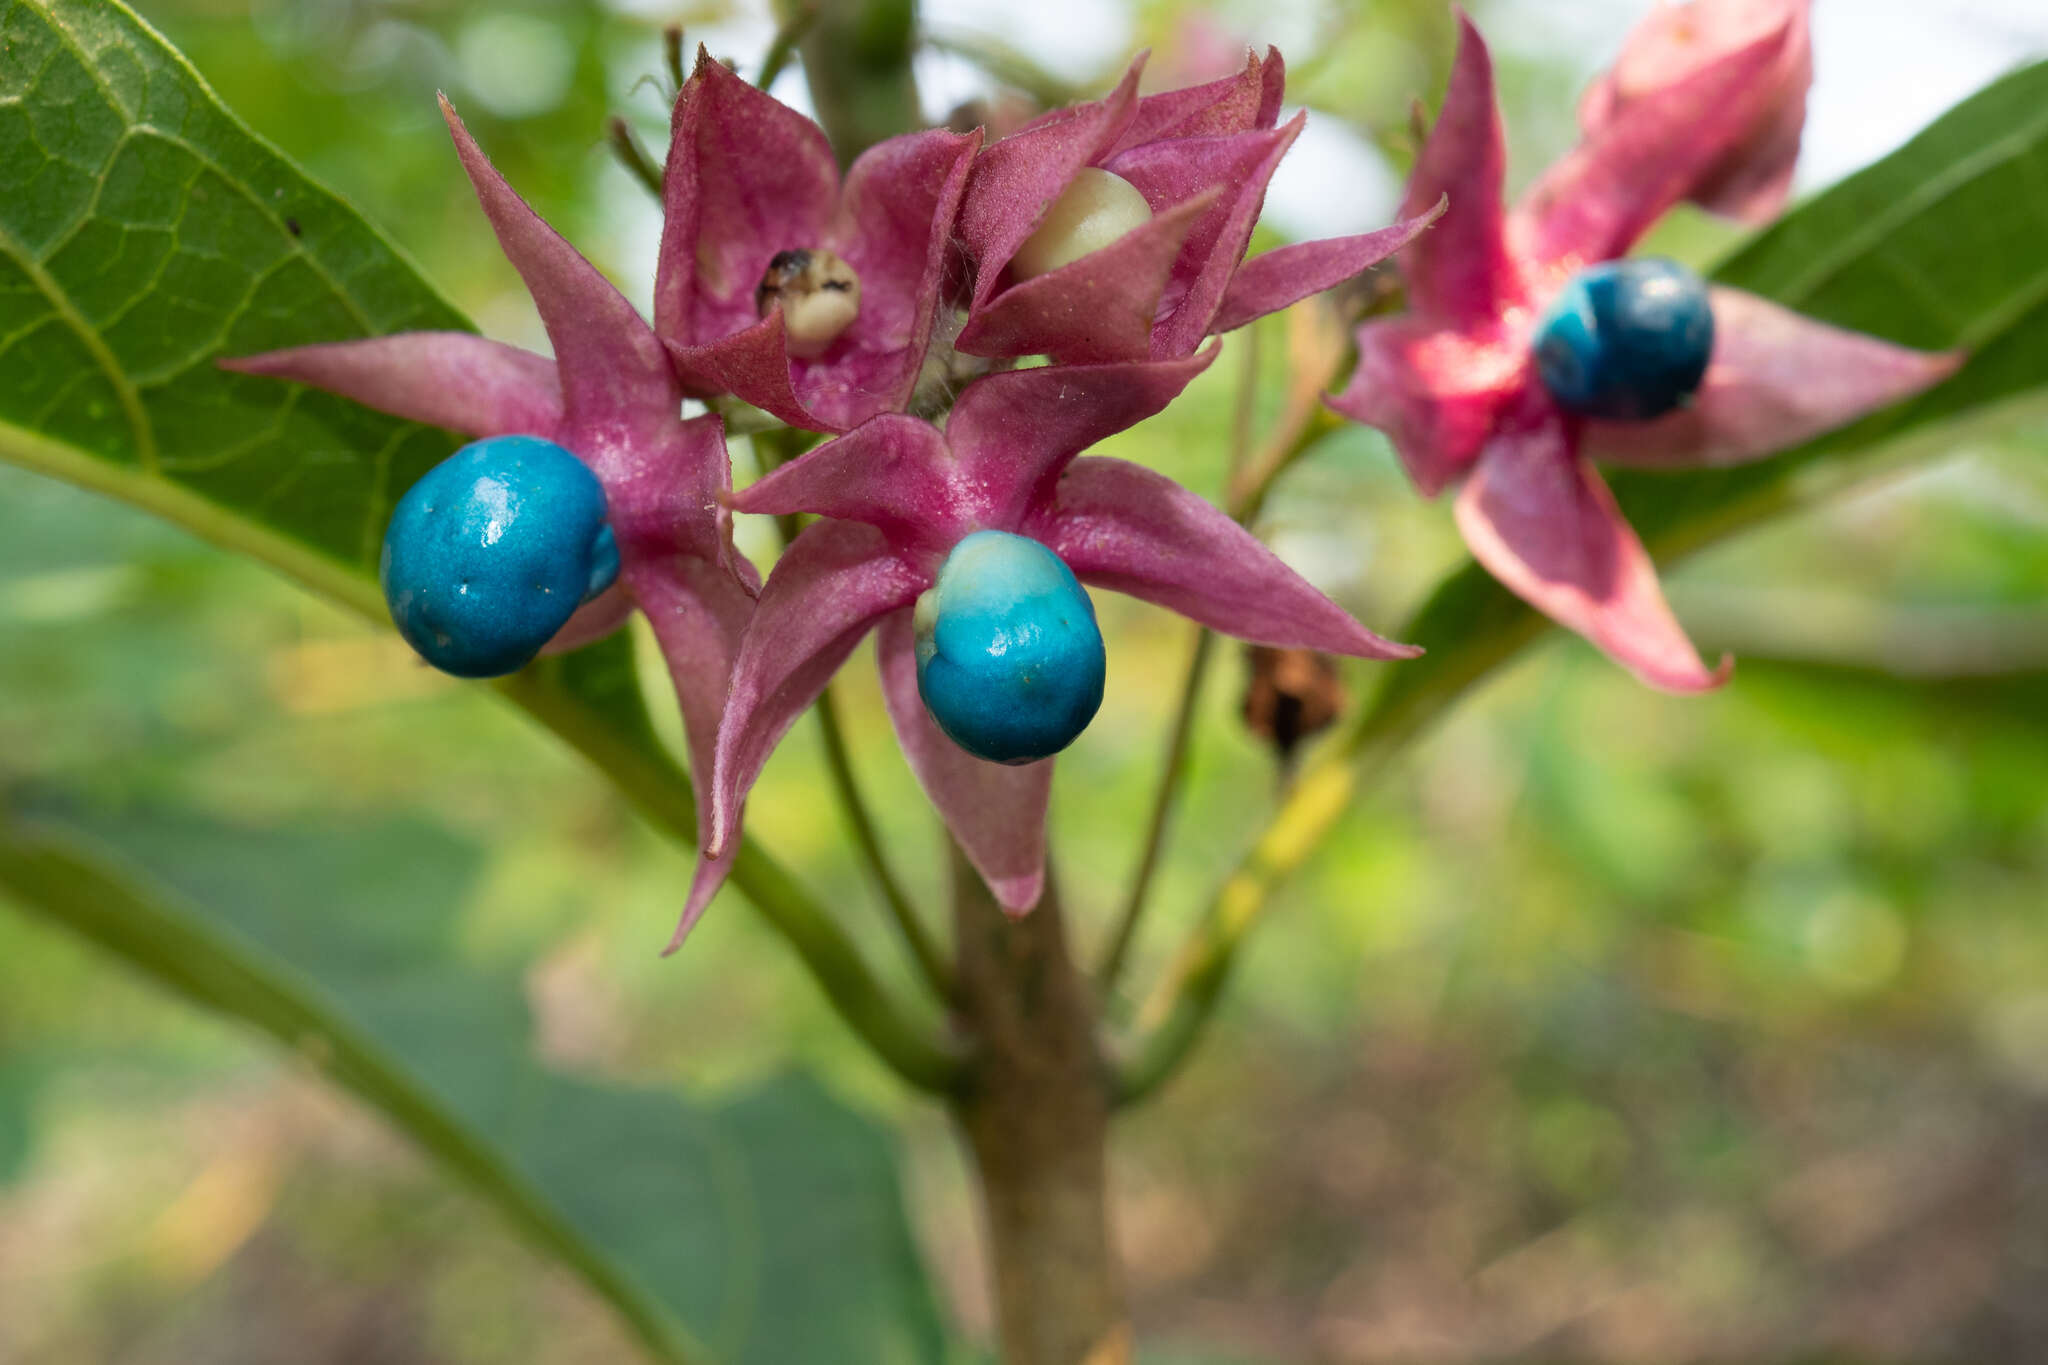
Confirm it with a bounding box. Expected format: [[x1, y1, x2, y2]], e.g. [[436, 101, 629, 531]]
[[664, 25, 687, 97], [951, 850, 1128, 1364], [924, 31, 1083, 108], [1226, 300, 1353, 522]]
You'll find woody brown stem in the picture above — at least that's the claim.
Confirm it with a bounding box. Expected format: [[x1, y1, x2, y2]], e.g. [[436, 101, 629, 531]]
[[949, 847, 1129, 1365]]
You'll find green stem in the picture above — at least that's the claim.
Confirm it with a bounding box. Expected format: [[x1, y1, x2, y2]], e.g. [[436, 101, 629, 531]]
[[1096, 327, 1261, 993], [757, 4, 820, 90], [1114, 387, 2047, 1106], [606, 116, 664, 200], [664, 24, 687, 97], [924, 32, 1082, 109], [815, 685, 953, 999], [780, 0, 921, 166], [753, 425, 951, 1000], [1096, 626, 1211, 992]]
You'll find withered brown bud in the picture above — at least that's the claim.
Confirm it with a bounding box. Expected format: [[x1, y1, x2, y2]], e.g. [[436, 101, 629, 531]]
[[755, 247, 860, 358], [1241, 646, 1347, 763]]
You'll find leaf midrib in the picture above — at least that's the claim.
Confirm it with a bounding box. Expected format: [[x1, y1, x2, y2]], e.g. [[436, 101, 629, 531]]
[[1764, 96, 2048, 307]]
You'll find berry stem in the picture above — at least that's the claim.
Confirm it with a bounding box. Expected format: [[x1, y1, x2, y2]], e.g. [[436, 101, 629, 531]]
[[756, 3, 819, 91], [815, 683, 954, 1000], [1097, 322, 1267, 996], [605, 116, 663, 201]]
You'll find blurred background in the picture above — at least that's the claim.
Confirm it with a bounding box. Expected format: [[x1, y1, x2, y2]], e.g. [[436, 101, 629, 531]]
[[3, 1, 2048, 1361]]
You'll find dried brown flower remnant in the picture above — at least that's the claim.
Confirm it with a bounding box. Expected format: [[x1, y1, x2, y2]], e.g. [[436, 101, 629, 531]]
[[1241, 645, 1346, 762]]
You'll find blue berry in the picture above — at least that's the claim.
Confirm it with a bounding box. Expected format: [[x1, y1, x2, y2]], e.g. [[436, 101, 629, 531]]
[[1533, 257, 1715, 421], [380, 435, 619, 678], [914, 531, 1106, 765]]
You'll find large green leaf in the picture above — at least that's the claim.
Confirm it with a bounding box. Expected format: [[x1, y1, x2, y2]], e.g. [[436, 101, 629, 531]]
[[0, 797, 948, 1365], [0, 0, 956, 1092], [0, 0, 684, 780], [0, 0, 462, 613]]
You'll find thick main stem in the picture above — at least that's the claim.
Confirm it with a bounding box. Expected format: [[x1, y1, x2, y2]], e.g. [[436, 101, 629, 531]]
[[949, 849, 1129, 1365]]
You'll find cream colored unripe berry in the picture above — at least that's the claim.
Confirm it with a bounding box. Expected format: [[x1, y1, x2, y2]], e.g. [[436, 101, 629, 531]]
[[1010, 168, 1154, 280]]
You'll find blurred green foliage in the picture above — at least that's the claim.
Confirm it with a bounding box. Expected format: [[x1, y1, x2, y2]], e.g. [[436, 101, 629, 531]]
[[1, 1, 2045, 1363]]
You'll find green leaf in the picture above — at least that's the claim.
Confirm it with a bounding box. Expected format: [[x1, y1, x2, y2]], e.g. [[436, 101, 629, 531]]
[[0, 0, 462, 613], [0, 798, 948, 1365], [0, 0, 677, 764], [0, 0, 958, 1096]]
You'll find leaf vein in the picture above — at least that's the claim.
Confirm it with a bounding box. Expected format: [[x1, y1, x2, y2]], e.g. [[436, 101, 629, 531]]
[[0, 217, 157, 470], [1774, 106, 2048, 306]]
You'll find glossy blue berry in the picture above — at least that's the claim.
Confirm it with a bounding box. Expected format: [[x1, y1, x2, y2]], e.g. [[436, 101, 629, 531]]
[[1532, 257, 1715, 421], [379, 435, 619, 679], [913, 531, 1106, 765]]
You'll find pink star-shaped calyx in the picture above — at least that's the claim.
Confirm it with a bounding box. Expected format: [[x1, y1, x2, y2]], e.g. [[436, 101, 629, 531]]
[[1329, 9, 1960, 692], [1580, 0, 1813, 223], [702, 354, 1417, 914], [951, 48, 1441, 366], [655, 51, 980, 434], [224, 98, 757, 941]]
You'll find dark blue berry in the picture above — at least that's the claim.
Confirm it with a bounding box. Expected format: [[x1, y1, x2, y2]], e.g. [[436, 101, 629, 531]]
[[914, 531, 1106, 765], [379, 435, 618, 678], [1533, 257, 1715, 421]]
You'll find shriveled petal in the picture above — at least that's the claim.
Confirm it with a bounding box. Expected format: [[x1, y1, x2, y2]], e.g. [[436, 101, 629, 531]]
[[440, 98, 675, 432], [1328, 317, 1528, 496], [657, 49, 839, 345], [1111, 46, 1283, 151], [1208, 201, 1444, 336], [728, 414, 966, 555], [874, 613, 1053, 914], [707, 521, 930, 857], [957, 58, 1145, 314], [1581, 0, 1811, 223], [1582, 288, 1964, 469], [1454, 412, 1729, 693], [947, 348, 1219, 524], [1401, 14, 1520, 326], [1513, 21, 1793, 269], [954, 194, 1214, 364], [627, 554, 758, 950], [1034, 457, 1418, 659], [221, 332, 561, 440]]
